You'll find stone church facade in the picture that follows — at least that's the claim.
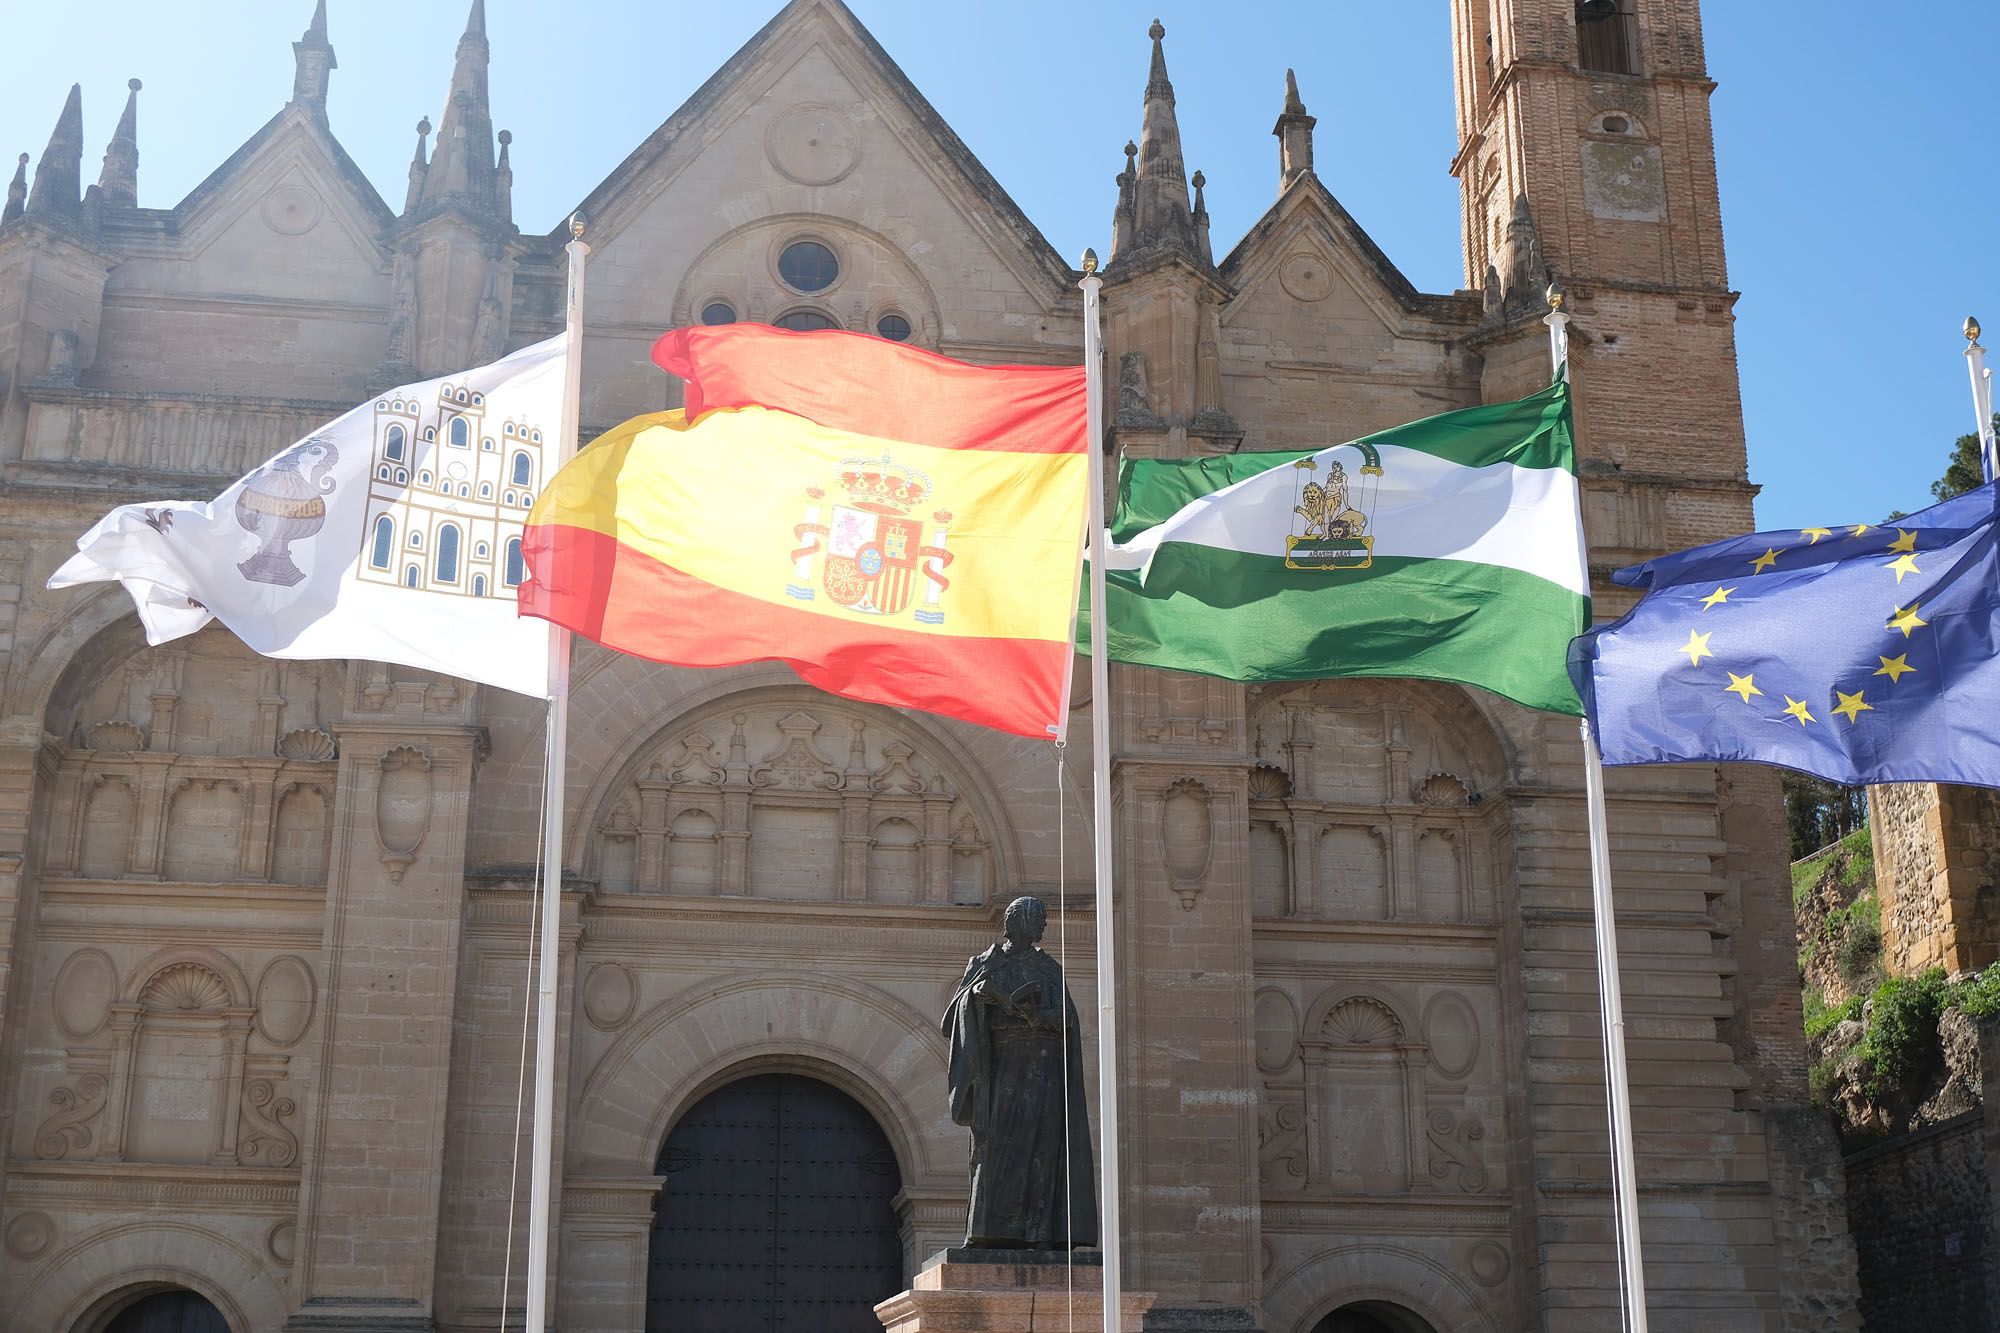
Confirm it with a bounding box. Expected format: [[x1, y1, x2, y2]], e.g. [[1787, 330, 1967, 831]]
[[0, 2, 1864, 1330]]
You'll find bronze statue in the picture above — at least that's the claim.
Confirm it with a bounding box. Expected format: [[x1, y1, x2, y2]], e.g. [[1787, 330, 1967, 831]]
[[941, 895, 1097, 1250]]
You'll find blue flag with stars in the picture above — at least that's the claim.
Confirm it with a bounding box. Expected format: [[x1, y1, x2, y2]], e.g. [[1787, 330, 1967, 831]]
[[1569, 482, 2000, 787]]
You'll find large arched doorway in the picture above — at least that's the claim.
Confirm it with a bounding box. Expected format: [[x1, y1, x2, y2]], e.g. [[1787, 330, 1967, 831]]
[[96, 1288, 231, 1333], [1313, 1302, 1438, 1333], [647, 1071, 904, 1332]]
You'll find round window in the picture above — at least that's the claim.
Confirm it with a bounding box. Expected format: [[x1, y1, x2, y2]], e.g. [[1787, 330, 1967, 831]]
[[778, 240, 839, 293], [774, 309, 839, 332], [876, 313, 912, 342], [700, 301, 736, 326]]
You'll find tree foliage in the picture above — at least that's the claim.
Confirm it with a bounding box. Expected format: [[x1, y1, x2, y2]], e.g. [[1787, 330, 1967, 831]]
[[1931, 413, 1997, 503], [1782, 770, 1868, 860]]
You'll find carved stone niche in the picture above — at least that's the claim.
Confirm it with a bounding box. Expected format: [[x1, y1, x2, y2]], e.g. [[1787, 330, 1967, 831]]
[[376, 745, 434, 882], [1299, 992, 1429, 1195], [1160, 778, 1213, 911]]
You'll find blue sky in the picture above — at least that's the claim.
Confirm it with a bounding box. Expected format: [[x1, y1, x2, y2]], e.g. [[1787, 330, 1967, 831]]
[[4, 2, 1996, 531]]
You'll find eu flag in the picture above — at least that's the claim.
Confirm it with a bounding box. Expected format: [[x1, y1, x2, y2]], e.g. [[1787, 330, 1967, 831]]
[[1569, 482, 2000, 787]]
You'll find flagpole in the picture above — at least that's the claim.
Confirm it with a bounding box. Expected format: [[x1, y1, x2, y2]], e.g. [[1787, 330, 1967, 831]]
[[1965, 317, 1997, 484], [1548, 283, 1650, 1332], [526, 212, 589, 1333], [1079, 249, 1123, 1333]]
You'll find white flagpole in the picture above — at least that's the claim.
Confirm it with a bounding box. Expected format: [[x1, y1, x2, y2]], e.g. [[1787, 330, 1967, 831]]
[[526, 212, 589, 1333], [1548, 283, 1649, 1332], [1079, 249, 1123, 1333], [1964, 316, 1997, 484]]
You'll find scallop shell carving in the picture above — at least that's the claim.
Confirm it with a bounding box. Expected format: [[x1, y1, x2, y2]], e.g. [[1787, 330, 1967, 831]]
[[277, 727, 338, 762], [1246, 763, 1292, 801], [1320, 996, 1403, 1046], [141, 962, 230, 1011], [81, 720, 146, 752]]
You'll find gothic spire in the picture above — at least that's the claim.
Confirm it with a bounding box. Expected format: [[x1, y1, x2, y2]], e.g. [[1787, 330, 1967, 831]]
[[97, 79, 141, 210], [26, 84, 84, 221], [292, 0, 338, 117], [404, 117, 431, 213], [1130, 19, 1197, 259], [416, 0, 500, 219], [1273, 68, 1317, 192], [4, 154, 28, 226]]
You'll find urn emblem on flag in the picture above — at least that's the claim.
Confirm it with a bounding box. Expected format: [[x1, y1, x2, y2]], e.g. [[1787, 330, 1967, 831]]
[[790, 456, 954, 621]]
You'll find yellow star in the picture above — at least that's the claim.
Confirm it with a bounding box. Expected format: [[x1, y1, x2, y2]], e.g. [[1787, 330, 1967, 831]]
[[1724, 672, 1761, 702], [1874, 653, 1916, 683], [1884, 552, 1921, 583], [1701, 585, 1737, 610], [1850, 524, 1872, 537], [1886, 529, 1919, 554], [1678, 629, 1715, 666], [1887, 604, 1929, 637], [1802, 527, 1833, 544], [1749, 547, 1782, 573], [1783, 696, 1817, 725], [1832, 690, 1874, 724]]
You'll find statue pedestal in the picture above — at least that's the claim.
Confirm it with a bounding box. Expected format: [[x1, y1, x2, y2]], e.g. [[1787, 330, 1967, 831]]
[[876, 1249, 1155, 1332]]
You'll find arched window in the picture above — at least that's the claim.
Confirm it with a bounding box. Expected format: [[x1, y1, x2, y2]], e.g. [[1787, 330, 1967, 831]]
[[512, 451, 533, 486], [419, 470, 432, 487], [475, 541, 490, 558], [483, 436, 496, 451], [385, 423, 407, 462], [396, 468, 408, 484], [774, 308, 839, 332], [1577, 0, 1638, 75], [505, 490, 517, 506], [404, 564, 420, 588], [480, 482, 492, 498], [505, 537, 524, 587], [701, 300, 737, 326], [370, 515, 394, 569], [377, 464, 391, 480], [473, 574, 487, 597], [449, 416, 470, 448], [409, 530, 423, 549], [435, 524, 461, 584], [459, 483, 471, 497]]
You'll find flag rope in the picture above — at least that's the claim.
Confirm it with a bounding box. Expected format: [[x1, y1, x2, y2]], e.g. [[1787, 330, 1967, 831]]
[[1054, 739, 1075, 1329], [498, 749, 550, 1332]]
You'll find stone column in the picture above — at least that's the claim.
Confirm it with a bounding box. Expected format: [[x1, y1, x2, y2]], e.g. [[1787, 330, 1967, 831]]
[[284, 673, 482, 1331], [1111, 666, 1262, 1330]]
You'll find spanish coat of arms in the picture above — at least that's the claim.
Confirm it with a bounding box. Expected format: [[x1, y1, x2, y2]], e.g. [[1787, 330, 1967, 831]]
[[788, 456, 954, 623]]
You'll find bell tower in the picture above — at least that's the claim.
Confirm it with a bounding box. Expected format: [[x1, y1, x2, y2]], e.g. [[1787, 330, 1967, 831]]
[[1450, 4, 1865, 1329]]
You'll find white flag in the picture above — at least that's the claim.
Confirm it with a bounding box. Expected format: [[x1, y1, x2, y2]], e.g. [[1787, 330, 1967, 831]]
[[49, 335, 568, 698]]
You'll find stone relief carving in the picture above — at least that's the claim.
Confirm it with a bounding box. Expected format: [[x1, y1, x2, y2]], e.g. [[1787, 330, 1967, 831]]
[[376, 745, 434, 882], [238, 1077, 300, 1166], [253, 956, 317, 1048], [33, 1073, 108, 1160], [1425, 1108, 1488, 1193], [594, 700, 998, 905], [3, 1211, 56, 1262], [140, 961, 231, 1011], [582, 962, 638, 1032], [276, 727, 337, 762], [53, 947, 117, 1040]]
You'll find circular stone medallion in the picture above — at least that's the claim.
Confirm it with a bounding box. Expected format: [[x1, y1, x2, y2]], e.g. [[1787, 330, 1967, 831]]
[[4, 1212, 54, 1261], [765, 104, 860, 186], [1279, 251, 1334, 303], [261, 184, 324, 236]]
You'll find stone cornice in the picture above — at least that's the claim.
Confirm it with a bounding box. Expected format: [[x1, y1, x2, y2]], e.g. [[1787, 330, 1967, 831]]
[[7, 1159, 300, 1207]]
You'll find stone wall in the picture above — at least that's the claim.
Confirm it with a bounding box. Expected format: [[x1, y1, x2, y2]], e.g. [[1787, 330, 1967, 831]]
[[1869, 783, 2000, 976], [1844, 1113, 1991, 1331]]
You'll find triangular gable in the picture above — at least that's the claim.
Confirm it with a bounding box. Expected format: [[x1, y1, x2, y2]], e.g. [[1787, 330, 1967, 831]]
[[557, 0, 1073, 298], [1220, 173, 1476, 333], [173, 102, 395, 237]]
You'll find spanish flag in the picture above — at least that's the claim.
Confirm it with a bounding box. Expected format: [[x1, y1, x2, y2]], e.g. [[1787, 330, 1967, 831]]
[[519, 325, 1089, 738]]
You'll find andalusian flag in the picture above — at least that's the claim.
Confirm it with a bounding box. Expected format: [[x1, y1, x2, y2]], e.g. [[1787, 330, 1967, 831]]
[[519, 326, 1087, 738], [1085, 380, 1588, 715]]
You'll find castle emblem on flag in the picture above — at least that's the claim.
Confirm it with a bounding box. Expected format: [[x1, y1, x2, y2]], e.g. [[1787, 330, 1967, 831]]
[[789, 455, 954, 622], [1286, 443, 1382, 570]]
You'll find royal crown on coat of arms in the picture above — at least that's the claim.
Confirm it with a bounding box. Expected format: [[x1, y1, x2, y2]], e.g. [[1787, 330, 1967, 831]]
[[790, 455, 954, 622]]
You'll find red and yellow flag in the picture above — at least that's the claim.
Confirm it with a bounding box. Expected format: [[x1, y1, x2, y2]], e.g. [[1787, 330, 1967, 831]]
[[519, 325, 1088, 738]]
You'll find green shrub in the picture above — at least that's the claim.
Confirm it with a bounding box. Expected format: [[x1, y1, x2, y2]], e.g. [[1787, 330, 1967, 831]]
[[1803, 990, 1863, 1042], [1809, 1058, 1840, 1106], [1856, 969, 1951, 1097], [1834, 895, 1883, 983], [1951, 964, 2000, 1018]]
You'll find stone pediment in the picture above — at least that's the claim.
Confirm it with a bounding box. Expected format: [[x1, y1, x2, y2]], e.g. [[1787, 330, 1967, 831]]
[[548, 0, 1076, 329], [1220, 173, 1479, 336], [169, 102, 395, 256]]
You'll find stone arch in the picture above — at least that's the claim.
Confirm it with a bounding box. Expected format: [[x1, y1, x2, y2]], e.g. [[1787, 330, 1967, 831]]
[[569, 681, 1021, 898], [121, 945, 251, 1008], [568, 971, 954, 1185], [1250, 677, 1519, 795], [3, 585, 146, 725], [20, 1220, 285, 1333], [1265, 1243, 1502, 1333]]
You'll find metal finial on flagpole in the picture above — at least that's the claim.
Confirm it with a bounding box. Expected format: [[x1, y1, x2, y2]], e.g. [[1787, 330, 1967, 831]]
[[1966, 315, 1998, 484], [1082, 247, 1099, 276], [1543, 278, 1571, 380], [1547, 277, 1566, 311], [569, 210, 587, 240]]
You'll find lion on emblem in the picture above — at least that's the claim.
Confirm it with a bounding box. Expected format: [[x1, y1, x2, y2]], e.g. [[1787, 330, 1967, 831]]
[[1294, 461, 1369, 540]]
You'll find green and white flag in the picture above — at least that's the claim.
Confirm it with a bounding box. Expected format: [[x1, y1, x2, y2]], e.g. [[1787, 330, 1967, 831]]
[[1082, 379, 1588, 715]]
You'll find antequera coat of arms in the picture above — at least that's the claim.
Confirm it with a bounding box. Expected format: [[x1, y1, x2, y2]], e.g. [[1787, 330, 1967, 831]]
[[1287, 442, 1382, 570], [789, 455, 954, 623]]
